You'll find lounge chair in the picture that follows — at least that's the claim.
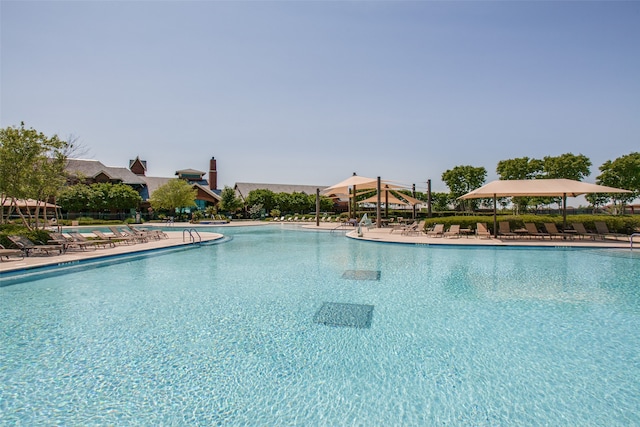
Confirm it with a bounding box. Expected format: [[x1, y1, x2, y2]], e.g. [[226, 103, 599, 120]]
[[109, 226, 146, 243], [498, 221, 516, 239], [426, 223, 444, 237], [571, 223, 598, 240], [594, 221, 627, 240], [444, 224, 461, 238], [8, 235, 63, 256], [543, 223, 572, 239], [524, 223, 549, 239], [0, 244, 24, 261], [128, 224, 168, 240], [93, 230, 133, 245], [476, 223, 491, 239], [401, 221, 423, 236], [68, 232, 115, 248], [48, 232, 97, 251]]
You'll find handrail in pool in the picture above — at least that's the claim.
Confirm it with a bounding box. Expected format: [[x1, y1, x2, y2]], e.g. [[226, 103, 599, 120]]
[[183, 228, 202, 244], [631, 233, 640, 250]]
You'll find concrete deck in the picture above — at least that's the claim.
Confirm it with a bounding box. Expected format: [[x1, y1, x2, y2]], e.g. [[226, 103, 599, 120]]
[[0, 230, 224, 274], [1, 221, 636, 276]]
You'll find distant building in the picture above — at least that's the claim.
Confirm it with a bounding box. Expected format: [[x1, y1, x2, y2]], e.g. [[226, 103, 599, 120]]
[[128, 156, 221, 210], [65, 157, 222, 212], [65, 159, 146, 190]]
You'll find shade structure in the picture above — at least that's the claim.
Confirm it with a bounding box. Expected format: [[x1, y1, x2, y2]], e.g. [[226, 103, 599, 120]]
[[320, 174, 380, 196], [2, 198, 60, 208], [361, 193, 409, 206], [459, 179, 631, 199], [360, 191, 422, 206], [458, 179, 632, 237]]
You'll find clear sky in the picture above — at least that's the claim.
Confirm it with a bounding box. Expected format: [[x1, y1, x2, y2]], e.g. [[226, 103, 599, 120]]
[[2, 1, 639, 193]]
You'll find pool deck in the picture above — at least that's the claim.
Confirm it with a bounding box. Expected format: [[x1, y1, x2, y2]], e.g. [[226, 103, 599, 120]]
[[300, 222, 637, 248], [1, 221, 636, 274], [0, 229, 224, 274]]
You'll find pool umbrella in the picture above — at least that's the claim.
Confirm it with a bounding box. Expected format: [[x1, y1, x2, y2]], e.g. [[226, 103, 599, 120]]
[[458, 178, 632, 237]]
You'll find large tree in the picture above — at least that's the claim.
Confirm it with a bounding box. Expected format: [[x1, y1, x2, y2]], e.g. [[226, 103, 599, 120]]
[[441, 165, 487, 210], [0, 123, 71, 229], [218, 186, 242, 215], [245, 189, 276, 213], [59, 183, 141, 214], [596, 152, 640, 210], [542, 153, 591, 180], [150, 179, 197, 216], [496, 157, 544, 180]]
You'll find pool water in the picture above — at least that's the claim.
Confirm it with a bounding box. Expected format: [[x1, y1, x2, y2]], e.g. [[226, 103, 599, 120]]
[[1, 226, 639, 425]]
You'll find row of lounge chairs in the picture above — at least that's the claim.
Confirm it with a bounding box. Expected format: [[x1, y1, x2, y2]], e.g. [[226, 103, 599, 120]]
[[273, 216, 318, 222], [399, 221, 630, 241], [498, 221, 628, 240], [2, 225, 169, 259]]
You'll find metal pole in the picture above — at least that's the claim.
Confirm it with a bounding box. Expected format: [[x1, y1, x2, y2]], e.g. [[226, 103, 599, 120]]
[[493, 194, 498, 238], [427, 179, 432, 218], [412, 183, 416, 219], [352, 172, 357, 220], [316, 188, 320, 227], [385, 187, 389, 218], [376, 177, 381, 228], [562, 193, 567, 230]]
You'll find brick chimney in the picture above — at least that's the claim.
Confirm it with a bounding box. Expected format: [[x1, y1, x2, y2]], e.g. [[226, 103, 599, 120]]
[[209, 157, 217, 190]]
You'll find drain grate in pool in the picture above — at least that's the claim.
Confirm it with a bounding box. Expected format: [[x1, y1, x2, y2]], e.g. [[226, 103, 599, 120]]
[[313, 302, 374, 328], [342, 270, 381, 281]]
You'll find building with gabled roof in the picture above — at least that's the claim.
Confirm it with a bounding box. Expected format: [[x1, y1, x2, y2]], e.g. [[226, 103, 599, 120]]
[[129, 156, 222, 210], [66, 159, 147, 188]]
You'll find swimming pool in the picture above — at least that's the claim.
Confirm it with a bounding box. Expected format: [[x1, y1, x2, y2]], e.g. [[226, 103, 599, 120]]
[[1, 226, 639, 425]]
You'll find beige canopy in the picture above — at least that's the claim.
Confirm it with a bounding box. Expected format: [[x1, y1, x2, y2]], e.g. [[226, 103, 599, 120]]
[[459, 179, 631, 199], [2, 198, 60, 208], [360, 191, 422, 206], [459, 178, 632, 236], [320, 174, 379, 196]]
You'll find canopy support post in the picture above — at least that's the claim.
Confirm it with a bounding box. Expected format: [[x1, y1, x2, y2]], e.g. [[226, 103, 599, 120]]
[[493, 194, 498, 238]]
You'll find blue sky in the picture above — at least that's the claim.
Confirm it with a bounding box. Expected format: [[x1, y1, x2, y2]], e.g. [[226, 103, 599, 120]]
[[2, 1, 639, 193]]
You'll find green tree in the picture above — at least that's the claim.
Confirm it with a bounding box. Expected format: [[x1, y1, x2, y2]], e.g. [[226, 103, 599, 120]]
[[441, 165, 487, 210], [496, 157, 544, 180], [596, 152, 640, 211], [248, 203, 264, 219], [542, 153, 591, 180], [218, 186, 242, 215], [0, 122, 71, 229], [496, 157, 544, 213], [319, 195, 334, 212], [274, 192, 292, 213], [150, 179, 197, 215], [58, 184, 95, 212], [105, 183, 142, 211], [289, 192, 312, 213], [245, 189, 276, 213], [430, 192, 453, 212]]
